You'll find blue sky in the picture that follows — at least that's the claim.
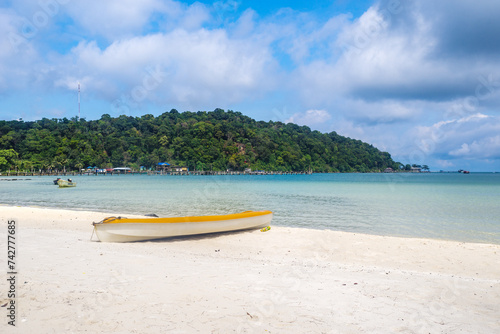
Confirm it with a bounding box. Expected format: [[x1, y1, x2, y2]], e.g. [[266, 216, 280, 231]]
[[1, 0, 500, 171]]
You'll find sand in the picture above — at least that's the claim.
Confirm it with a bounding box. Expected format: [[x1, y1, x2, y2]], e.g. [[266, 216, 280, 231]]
[[1, 205, 499, 333]]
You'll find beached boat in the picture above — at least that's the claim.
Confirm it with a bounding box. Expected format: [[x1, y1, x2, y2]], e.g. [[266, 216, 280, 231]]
[[92, 210, 273, 242], [57, 179, 76, 188]]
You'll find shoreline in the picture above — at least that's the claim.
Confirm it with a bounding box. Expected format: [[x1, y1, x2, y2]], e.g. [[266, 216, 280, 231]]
[[2, 202, 499, 246], [1, 205, 499, 332]]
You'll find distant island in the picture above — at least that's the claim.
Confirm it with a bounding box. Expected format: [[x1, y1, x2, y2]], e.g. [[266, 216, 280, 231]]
[[0, 108, 403, 173]]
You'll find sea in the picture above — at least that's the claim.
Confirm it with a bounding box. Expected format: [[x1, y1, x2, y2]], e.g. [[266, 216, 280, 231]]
[[1, 173, 499, 245]]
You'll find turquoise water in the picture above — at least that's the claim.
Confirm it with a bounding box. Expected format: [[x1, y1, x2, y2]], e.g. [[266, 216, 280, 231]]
[[1, 173, 499, 244]]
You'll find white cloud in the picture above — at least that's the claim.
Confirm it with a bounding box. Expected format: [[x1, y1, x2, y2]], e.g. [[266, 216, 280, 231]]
[[286, 109, 331, 126], [231, 9, 256, 38], [62, 0, 217, 40], [285, 13, 350, 64], [275, 0, 500, 171], [1, 0, 500, 170], [290, 0, 500, 108], [343, 99, 418, 124], [179, 2, 211, 31], [0, 9, 39, 93], [414, 113, 500, 161], [52, 28, 277, 109], [436, 159, 455, 168], [450, 136, 500, 159], [64, 0, 172, 40]]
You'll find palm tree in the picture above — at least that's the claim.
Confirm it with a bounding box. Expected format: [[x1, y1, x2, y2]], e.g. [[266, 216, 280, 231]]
[[75, 162, 84, 174], [48, 162, 55, 174]]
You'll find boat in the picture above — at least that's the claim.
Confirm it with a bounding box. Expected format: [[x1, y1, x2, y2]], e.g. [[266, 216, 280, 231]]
[[92, 210, 273, 242], [57, 179, 77, 188]]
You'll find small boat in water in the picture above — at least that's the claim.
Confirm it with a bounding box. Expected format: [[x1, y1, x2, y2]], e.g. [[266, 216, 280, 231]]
[[58, 179, 76, 188], [92, 210, 273, 242]]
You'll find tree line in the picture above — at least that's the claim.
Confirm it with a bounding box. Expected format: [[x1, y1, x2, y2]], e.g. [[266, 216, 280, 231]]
[[0, 108, 401, 173]]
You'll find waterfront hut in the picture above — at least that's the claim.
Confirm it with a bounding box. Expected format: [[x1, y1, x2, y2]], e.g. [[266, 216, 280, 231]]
[[113, 167, 132, 174], [171, 166, 188, 172], [85, 166, 97, 173], [156, 162, 171, 173]]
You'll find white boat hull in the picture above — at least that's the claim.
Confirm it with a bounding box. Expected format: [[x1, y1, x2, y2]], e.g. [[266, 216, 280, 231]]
[[93, 211, 273, 242]]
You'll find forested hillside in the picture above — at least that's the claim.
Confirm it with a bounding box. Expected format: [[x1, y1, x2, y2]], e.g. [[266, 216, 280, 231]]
[[0, 109, 400, 172]]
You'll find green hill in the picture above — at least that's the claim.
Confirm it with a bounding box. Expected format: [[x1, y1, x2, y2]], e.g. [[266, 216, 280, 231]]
[[0, 108, 400, 173]]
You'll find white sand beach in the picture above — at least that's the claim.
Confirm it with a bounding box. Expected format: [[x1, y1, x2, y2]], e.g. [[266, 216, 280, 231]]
[[1, 205, 499, 333]]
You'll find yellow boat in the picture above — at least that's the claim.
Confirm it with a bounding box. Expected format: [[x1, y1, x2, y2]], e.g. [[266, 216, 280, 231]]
[[57, 179, 77, 188], [92, 210, 273, 242]]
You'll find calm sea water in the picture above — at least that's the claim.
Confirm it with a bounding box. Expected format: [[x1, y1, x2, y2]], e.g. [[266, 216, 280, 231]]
[[1, 173, 499, 244]]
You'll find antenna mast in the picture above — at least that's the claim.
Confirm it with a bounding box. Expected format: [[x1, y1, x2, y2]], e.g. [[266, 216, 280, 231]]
[[78, 82, 81, 121]]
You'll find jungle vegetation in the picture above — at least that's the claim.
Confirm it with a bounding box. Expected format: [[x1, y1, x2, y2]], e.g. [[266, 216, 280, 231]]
[[0, 108, 401, 173]]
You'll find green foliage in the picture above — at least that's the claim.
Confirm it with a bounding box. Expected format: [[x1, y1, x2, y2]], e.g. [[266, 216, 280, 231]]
[[0, 110, 400, 172], [0, 149, 18, 170]]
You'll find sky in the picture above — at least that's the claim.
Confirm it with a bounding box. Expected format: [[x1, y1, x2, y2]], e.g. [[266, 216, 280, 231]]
[[1, 0, 500, 172]]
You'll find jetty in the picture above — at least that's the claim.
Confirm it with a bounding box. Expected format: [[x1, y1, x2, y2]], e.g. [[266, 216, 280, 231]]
[[0, 170, 312, 177]]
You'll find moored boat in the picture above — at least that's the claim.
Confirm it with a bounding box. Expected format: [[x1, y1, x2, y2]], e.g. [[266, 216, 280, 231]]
[[92, 210, 273, 242], [58, 179, 77, 187]]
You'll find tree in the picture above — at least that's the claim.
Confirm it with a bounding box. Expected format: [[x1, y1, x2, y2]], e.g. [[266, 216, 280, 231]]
[[0, 109, 401, 172], [0, 149, 18, 171]]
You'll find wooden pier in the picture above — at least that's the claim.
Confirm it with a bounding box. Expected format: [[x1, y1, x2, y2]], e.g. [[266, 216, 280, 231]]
[[148, 170, 312, 176], [1, 170, 312, 177]]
